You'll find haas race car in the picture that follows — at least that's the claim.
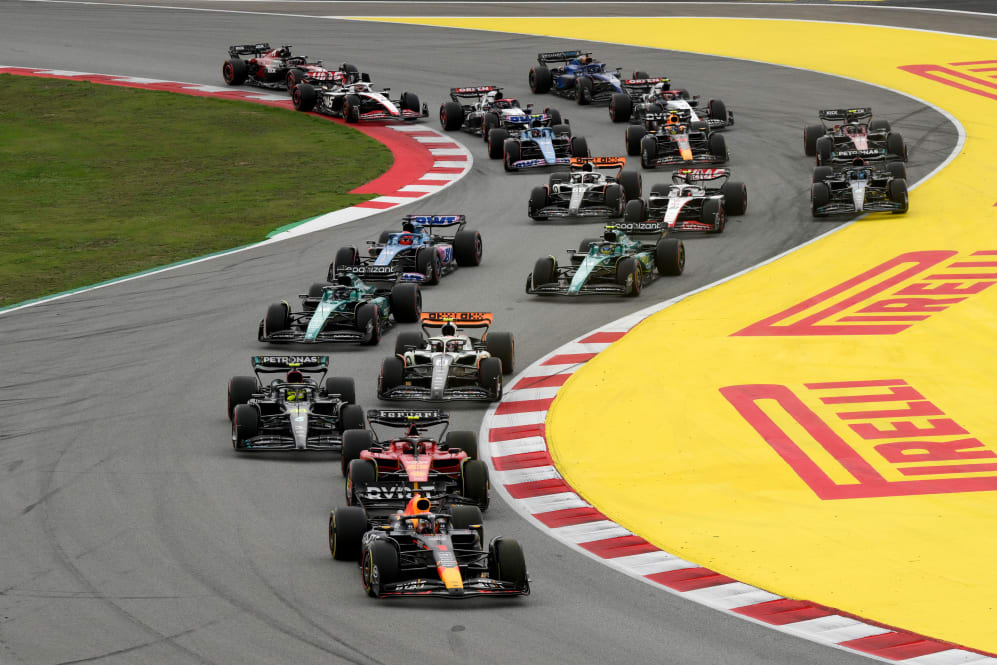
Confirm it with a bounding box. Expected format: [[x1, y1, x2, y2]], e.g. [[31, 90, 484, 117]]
[[626, 112, 729, 169], [529, 50, 636, 105], [625, 168, 747, 233], [439, 85, 564, 140], [330, 215, 482, 285], [610, 79, 734, 130], [292, 73, 428, 123], [528, 156, 642, 220], [811, 159, 908, 217], [804, 107, 908, 165], [222, 42, 340, 91], [378, 312, 515, 402], [228, 355, 365, 452]]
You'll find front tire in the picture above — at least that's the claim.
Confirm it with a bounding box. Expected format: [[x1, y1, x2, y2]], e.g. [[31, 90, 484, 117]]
[[575, 77, 592, 105], [356, 303, 381, 346], [460, 459, 491, 509], [529, 186, 549, 220], [531, 256, 557, 287], [415, 247, 442, 285], [329, 506, 367, 561], [378, 356, 405, 397], [227, 376, 258, 421], [362, 541, 399, 598]]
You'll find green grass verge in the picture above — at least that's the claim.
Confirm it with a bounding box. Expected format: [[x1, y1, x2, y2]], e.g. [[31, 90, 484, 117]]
[[0, 74, 392, 307]]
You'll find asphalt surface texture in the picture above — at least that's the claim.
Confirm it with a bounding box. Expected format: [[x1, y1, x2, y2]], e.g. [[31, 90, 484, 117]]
[[0, 2, 977, 664]]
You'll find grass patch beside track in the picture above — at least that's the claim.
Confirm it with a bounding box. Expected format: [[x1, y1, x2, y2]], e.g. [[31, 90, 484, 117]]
[[0, 75, 391, 307]]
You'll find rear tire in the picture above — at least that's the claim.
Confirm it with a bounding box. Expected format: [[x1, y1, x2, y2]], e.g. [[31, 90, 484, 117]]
[[869, 119, 891, 133], [454, 230, 483, 266], [292, 82, 317, 112], [619, 171, 642, 200], [389, 282, 421, 323], [227, 376, 257, 421], [701, 198, 726, 233], [325, 377, 356, 404], [803, 124, 825, 156], [720, 182, 748, 216], [485, 331, 515, 375], [605, 184, 623, 218], [341, 429, 376, 476], [444, 431, 478, 460], [329, 506, 367, 561], [460, 459, 490, 509], [624, 199, 646, 223], [394, 330, 424, 356], [285, 68, 306, 91], [610, 93, 632, 123], [529, 66, 552, 94], [222, 58, 247, 85], [570, 136, 589, 158], [440, 101, 464, 131], [655, 238, 685, 276]]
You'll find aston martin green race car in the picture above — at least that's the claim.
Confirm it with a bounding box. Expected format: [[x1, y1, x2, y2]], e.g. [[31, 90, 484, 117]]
[[258, 274, 421, 345], [525, 224, 684, 297]]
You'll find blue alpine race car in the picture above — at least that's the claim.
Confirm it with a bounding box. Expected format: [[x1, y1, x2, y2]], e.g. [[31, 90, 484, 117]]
[[330, 214, 483, 285], [529, 50, 636, 106], [487, 124, 590, 172]]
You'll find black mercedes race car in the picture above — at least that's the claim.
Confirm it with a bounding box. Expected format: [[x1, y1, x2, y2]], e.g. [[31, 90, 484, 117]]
[[228, 355, 365, 452], [811, 160, 908, 217], [804, 107, 908, 165]]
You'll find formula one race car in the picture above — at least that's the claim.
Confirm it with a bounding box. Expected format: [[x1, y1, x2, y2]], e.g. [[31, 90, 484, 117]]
[[330, 215, 482, 285], [625, 113, 729, 169], [811, 160, 908, 217], [258, 274, 421, 345], [529, 50, 631, 105], [489, 124, 590, 171], [438, 85, 564, 140], [338, 409, 488, 510], [378, 312, 515, 402], [329, 495, 530, 598], [527, 224, 685, 297], [624, 168, 746, 233], [292, 74, 428, 122], [228, 355, 365, 452], [803, 107, 908, 165], [610, 80, 734, 130], [528, 156, 642, 220], [222, 43, 339, 91]]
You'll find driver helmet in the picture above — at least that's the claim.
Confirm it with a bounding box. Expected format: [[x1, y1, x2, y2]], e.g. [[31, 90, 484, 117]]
[[441, 321, 457, 337], [286, 369, 304, 383], [579, 55, 593, 65], [331, 286, 351, 299], [415, 518, 434, 535], [582, 162, 594, 172], [666, 113, 681, 125], [276, 47, 291, 58]]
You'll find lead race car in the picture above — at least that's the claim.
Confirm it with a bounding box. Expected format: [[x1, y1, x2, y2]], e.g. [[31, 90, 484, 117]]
[[528, 156, 642, 220], [228, 355, 365, 452], [811, 159, 908, 217], [222, 42, 338, 91], [626, 112, 729, 169], [330, 215, 482, 285], [329, 494, 530, 599], [438, 85, 564, 140], [292, 73, 428, 123], [804, 107, 908, 165], [378, 312, 515, 402], [526, 224, 685, 297], [625, 168, 747, 233], [528, 50, 633, 105]]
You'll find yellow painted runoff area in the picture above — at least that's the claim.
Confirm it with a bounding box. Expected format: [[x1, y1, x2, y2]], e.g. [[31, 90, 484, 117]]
[[364, 17, 997, 650]]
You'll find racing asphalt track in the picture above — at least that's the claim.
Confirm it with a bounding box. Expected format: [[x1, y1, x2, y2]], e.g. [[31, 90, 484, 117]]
[[0, 3, 981, 664]]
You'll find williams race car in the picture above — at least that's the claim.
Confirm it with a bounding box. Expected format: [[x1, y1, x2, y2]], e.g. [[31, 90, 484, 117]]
[[378, 312, 515, 402], [803, 107, 908, 165], [258, 274, 421, 345], [625, 113, 729, 168], [811, 159, 908, 217], [625, 168, 747, 233], [610, 80, 734, 130], [222, 43, 340, 91], [526, 224, 685, 297], [338, 409, 488, 510], [329, 495, 529, 599], [529, 50, 633, 105], [528, 156, 642, 220], [292, 74, 428, 123], [330, 215, 482, 285], [228, 355, 365, 452], [438, 85, 564, 140]]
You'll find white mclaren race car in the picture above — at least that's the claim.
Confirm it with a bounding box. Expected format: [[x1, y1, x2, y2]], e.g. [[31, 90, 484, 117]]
[[291, 73, 428, 122], [378, 312, 515, 402], [528, 156, 642, 220]]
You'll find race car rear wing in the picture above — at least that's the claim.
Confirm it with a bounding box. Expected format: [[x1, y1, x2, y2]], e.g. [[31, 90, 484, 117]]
[[228, 43, 274, 57], [571, 156, 626, 170], [819, 107, 872, 121], [621, 77, 669, 92], [537, 50, 589, 64], [402, 214, 467, 230], [643, 111, 694, 125], [251, 355, 329, 380], [420, 312, 493, 329], [671, 168, 731, 184], [366, 409, 450, 428], [450, 85, 500, 98]]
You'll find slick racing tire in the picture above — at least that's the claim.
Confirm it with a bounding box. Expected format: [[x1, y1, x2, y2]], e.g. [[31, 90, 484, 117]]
[[325, 377, 357, 404], [709, 133, 729, 162], [415, 247, 442, 285], [343, 94, 362, 123], [449, 505, 484, 531], [444, 431, 478, 460], [624, 199, 646, 224], [640, 135, 658, 169], [803, 123, 825, 157], [886, 132, 907, 161], [227, 376, 258, 421], [479, 357, 503, 401], [222, 58, 248, 85], [529, 186, 549, 220], [332, 246, 358, 280], [454, 230, 483, 267], [545, 107, 563, 125], [610, 93, 632, 123], [356, 302, 381, 346], [655, 238, 685, 276], [232, 404, 259, 449], [650, 183, 671, 198], [340, 404, 365, 433], [570, 136, 589, 158], [531, 256, 557, 289], [548, 171, 571, 188], [815, 136, 833, 166], [460, 459, 491, 509], [708, 99, 727, 124], [626, 125, 647, 156], [720, 181, 748, 216], [264, 302, 290, 335], [291, 82, 317, 112], [577, 237, 601, 254], [481, 111, 500, 140], [285, 68, 306, 92], [632, 70, 650, 79], [339, 63, 360, 82], [605, 184, 624, 218], [702, 198, 726, 234], [503, 139, 522, 172], [440, 100, 464, 131], [346, 459, 377, 505], [377, 229, 393, 245], [888, 179, 909, 214], [529, 65, 552, 94], [394, 330, 424, 356], [400, 91, 420, 114], [389, 282, 421, 323], [330, 506, 367, 561], [811, 182, 830, 217], [888, 161, 908, 181], [575, 76, 593, 105], [619, 170, 642, 200], [489, 538, 528, 587], [869, 118, 892, 133], [362, 540, 399, 598], [811, 166, 834, 184], [488, 128, 509, 159], [551, 123, 572, 138], [616, 257, 642, 297], [485, 331, 515, 375], [378, 356, 405, 397], [307, 282, 329, 299], [341, 429, 377, 476]]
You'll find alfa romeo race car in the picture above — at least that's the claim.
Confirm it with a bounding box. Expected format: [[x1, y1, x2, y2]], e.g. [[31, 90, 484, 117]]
[[624, 168, 747, 233], [292, 74, 427, 122], [610, 80, 734, 130], [488, 124, 589, 171], [257, 274, 421, 345], [811, 160, 909, 217], [338, 409, 488, 510], [438, 85, 564, 140], [526, 224, 685, 297], [625, 113, 729, 168], [228, 355, 365, 452], [222, 43, 338, 91], [528, 50, 633, 105], [330, 215, 482, 285], [803, 107, 908, 165], [378, 312, 515, 402], [528, 156, 642, 220], [329, 496, 529, 599]]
